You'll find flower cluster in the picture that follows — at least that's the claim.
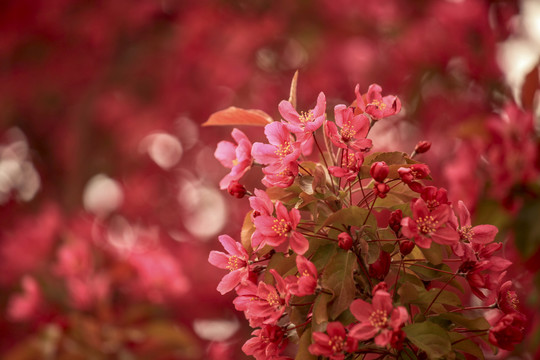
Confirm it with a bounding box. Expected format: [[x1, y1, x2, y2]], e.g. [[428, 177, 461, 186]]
[[210, 81, 523, 359]]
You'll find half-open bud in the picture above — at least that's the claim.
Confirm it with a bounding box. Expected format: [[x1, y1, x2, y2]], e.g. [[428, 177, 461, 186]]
[[227, 180, 247, 198], [370, 161, 389, 182], [414, 141, 431, 154], [338, 232, 353, 250]]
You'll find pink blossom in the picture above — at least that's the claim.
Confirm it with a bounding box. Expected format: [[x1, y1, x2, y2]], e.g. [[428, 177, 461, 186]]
[[420, 186, 449, 211], [288, 255, 318, 297], [488, 312, 526, 351], [252, 122, 301, 175], [252, 201, 309, 255], [308, 322, 358, 360], [325, 104, 372, 152], [355, 84, 401, 120], [401, 199, 459, 248], [328, 151, 364, 182], [7, 276, 42, 321], [249, 188, 274, 220], [349, 288, 408, 347], [242, 325, 290, 360], [215, 128, 253, 190], [261, 161, 299, 188], [246, 270, 289, 326], [449, 201, 498, 245], [208, 235, 251, 294]]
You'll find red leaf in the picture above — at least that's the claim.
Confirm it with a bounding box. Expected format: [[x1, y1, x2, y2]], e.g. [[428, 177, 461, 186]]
[[202, 107, 273, 127]]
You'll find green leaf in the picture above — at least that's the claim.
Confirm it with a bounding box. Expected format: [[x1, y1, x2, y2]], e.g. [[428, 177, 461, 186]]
[[321, 251, 358, 319], [420, 242, 443, 265], [313, 293, 333, 325], [316, 206, 371, 232], [439, 313, 490, 331], [409, 262, 453, 281], [309, 243, 337, 272], [403, 322, 452, 359], [295, 327, 317, 360], [448, 332, 485, 360]]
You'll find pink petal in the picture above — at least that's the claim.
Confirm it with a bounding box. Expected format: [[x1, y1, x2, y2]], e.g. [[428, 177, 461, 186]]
[[326, 321, 346, 338], [218, 234, 241, 256], [215, 140, 236, 168], [217, 269, 245, 294], [471, 225, 498, 244], [374, 330, 392, 347], [349, 322, 378, 341], [373, 290, 393, 314], [431, 226, 460, 245], [457, 201, 471, 227], [231, 128, 250, 145], [264, 122, 289, 146], [333, 104, 349, 128], [251, 143, 278, 165], [290, 231, 309, 255], [313, 92, 326, 117], [412, 198, 430, 219], [390, 307, 408, 330], [350, 299, 373, 322], [208, 251, 229, 269], [278, 100, 300, 124]]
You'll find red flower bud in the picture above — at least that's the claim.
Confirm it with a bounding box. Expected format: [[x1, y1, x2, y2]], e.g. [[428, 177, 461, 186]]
[[227, 180, 247, 198], [389, 209, 403, 235], [373, 182, 390, 198], [399, 240, 415, 256], [397, 167, 413, 184], [370, 161, 389, 182], [369, 250, 391, 280], [414, 141, 431, 154], [338, 232, 353, 250]]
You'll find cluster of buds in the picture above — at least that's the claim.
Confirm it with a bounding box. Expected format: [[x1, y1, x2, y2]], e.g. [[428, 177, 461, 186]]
[[208, 79, 521, 359]]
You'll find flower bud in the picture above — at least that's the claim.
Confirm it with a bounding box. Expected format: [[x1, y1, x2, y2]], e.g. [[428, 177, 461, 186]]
[[399, 240, 415, 256], [338, 232, 353, 250], [414, 141, 431, 154], [227, 180, 247, 198], [369, 250, 391, 280], [370, 161, 389, 182], [372, 281, 388, 294], [373, 182, 390, 198], [389, 210, 403, 235], [397, 167, 413, 184]]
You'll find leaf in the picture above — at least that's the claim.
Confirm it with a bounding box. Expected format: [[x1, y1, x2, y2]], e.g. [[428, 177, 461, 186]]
[[202, 107, 273, 127], [415, 289, 461, 308], [313, 293, 333, 324], [264, 253, 297, 284], [295, 327, 316, 360], [448, 332, 485, 360], [299, 176, 314, 195], [289, 70, 299, 109], [439, 313, 490, 331], [241, 211, 256, 253], [420, 243, 444, 265], [321, 251, 358, 319], [316, 206, 372, 232], [409, 262, 453, 281], [309, 243, 337, 271], [403, 322, 452, 359]]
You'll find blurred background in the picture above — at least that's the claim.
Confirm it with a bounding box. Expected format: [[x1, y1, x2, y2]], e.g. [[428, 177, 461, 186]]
[[1, 0, 539, 359]]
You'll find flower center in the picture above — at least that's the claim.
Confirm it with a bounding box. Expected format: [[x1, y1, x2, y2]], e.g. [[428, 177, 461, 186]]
[[272, 218, 291, 236], [458, 225, 474, 242], [267, 292, 280, 307], [369, 309, 388, 328], [299, 110, 314, 124], [226, 255, 243, 271], [232, 159, 239, 166], [426, 199, 440, 210], [328, 336, 345, 353], [340, 123, 357, 141], [274, 141, 293, 160], [370, 99, 386, 110], [507, 291, 519, 309], [416, 215, 438, 235], [298, 269, 310, 278]]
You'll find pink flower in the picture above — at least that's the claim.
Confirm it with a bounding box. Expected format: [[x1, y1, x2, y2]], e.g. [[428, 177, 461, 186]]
[[288, 255, 318, 297], [401, 199, 459, 248], [7, 276, 42, 321], [252, 201, 309, 255], [215, 128, 253, 190], [328, 151, 364, 182], [497, 280, 520, 314], [247, 270, 289, 326], [325, 104, 372, 152], [420, 186, 449, 211], [208, 235, 251, 294], [349, 288, 408, 347], [356, 84, 401, 120], [261, 162, 299, 189], [249, 188, 274, 220], [279, 92, 326, 134], [252, 122, 301, 175], [309, 322, 358, 360], [449, 201, 498, 245], [242, 325, 290, 360], [488, 312, 526, 351]]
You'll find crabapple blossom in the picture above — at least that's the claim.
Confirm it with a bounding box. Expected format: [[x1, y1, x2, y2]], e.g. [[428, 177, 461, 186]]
[[215, 128, 253, 190]]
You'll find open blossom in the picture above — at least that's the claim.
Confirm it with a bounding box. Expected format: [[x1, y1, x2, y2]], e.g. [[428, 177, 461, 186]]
[[246, 270, 290, 326], [261, 161, 298, 188], [328, 151, 364, 182], [288, 255, 318, 297], [242, 325, 290, 360], [349, 287, 408, 347], [249, 188, 274, 220], [208, 235, 251, 294], [252, 122, 301, 175], [497, 279, 520, 314], [355, 84, 401, 120], [309, 322, 358, 360], [214, 128, 253, 190], [420, 186, 449, 211], [449, 201, 498, 245], [279, 92, 326, 156], [252, 201, 309, 255], [325, 104, 372, 152], [401, 198, 459, 248]]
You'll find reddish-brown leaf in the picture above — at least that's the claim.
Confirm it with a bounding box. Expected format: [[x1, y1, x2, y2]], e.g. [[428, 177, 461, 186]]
[[202, 107, 273, 127]]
